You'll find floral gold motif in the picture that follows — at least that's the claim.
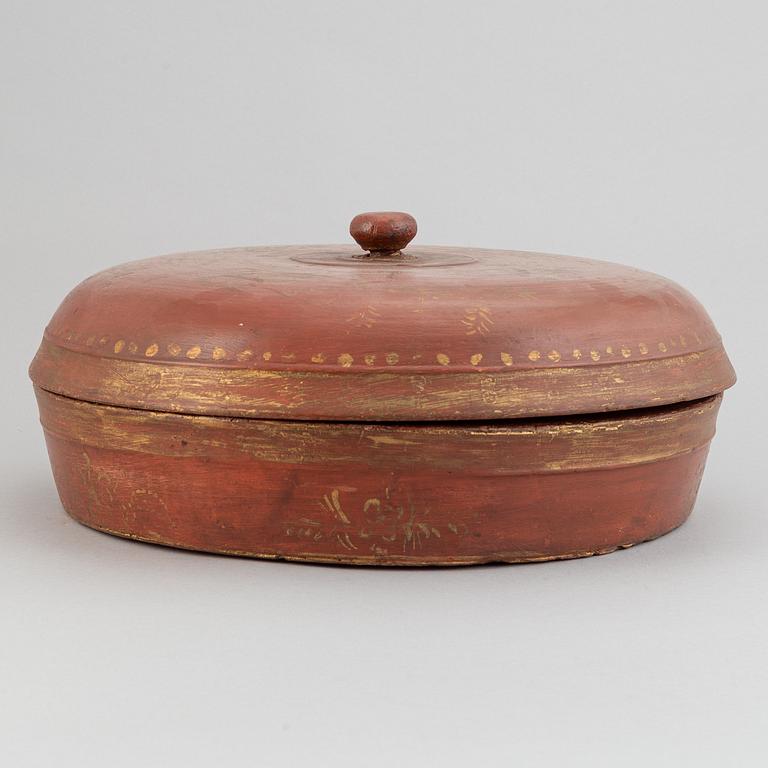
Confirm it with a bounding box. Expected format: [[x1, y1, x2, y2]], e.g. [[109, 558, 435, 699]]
[[285, 487, 467, 555], [462, 307, 493, 336]]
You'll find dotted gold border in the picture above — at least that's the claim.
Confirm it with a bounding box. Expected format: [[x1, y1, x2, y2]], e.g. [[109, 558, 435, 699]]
[[49, 327, 707, 370]]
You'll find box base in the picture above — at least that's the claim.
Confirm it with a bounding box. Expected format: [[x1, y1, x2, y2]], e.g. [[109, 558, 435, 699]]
[[35, 387, 720, 566]]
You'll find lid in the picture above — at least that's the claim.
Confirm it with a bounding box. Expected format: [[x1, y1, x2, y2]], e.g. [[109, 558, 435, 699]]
[[30, 212, 735, 421]]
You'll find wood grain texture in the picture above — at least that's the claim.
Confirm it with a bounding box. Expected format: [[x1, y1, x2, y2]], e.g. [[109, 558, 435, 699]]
[[36, 388, 721, 565]]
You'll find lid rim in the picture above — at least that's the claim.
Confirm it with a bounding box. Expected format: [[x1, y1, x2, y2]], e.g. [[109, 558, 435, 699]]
[[30, 338, 736, 423]]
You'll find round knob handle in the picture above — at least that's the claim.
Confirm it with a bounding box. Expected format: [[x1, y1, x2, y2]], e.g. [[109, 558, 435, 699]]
[[349, 212, 417, 257]]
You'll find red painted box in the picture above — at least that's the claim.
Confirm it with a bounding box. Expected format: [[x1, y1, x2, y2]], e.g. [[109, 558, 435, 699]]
[[30, 212, 735, 564]]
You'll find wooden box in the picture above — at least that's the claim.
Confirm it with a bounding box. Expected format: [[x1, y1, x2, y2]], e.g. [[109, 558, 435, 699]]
[[29, 212, 735, 565]]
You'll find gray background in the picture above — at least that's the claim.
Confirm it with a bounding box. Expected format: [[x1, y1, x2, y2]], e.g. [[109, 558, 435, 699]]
[[1, 1, 765, 765]]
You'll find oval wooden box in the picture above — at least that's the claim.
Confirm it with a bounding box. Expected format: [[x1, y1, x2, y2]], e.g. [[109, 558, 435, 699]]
[[30, 212, 735, 565]]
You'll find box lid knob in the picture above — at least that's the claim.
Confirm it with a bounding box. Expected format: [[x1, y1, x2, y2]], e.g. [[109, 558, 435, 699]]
[[349, 212, 417, 257]]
